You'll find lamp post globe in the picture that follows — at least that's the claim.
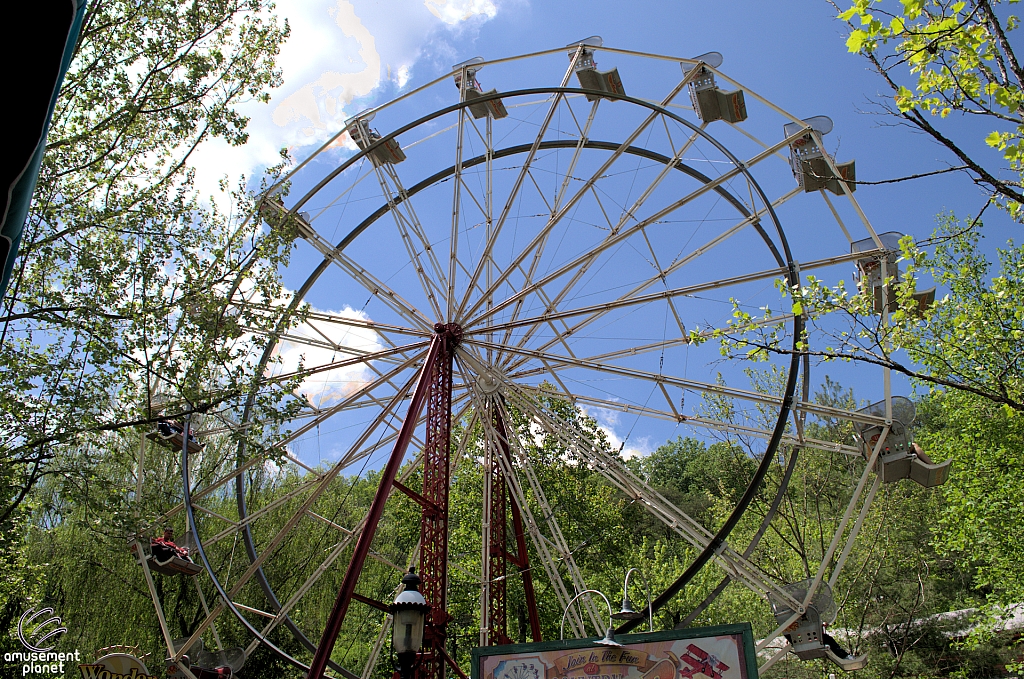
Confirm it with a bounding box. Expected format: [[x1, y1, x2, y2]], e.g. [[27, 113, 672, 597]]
[[391, 568, 430, 679]]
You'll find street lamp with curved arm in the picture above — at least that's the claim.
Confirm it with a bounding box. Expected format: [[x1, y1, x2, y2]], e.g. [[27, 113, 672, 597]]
[[559, 590, 622, 647], [611, 568, 653, 632]]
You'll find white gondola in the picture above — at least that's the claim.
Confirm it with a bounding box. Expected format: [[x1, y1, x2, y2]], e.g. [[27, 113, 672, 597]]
[[567, 36, 625, 101], [854, 397, 951, 487], [784, 116, 856, 194], [345, 112, 406, 166], [453, 56, 508, 120], [132, 531, 203, 577], [851, 231, 936, 314], [770, 579, 869, 671], [685, 52, 747, 124]]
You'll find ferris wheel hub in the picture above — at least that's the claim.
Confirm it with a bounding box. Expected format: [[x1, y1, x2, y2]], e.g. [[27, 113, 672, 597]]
[[433, 322, 463, 346], [478, 371, 502, 394]]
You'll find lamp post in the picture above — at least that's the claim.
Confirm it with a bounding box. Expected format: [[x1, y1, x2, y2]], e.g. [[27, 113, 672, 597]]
[[611, 568, 653, 632], [559, 590, 622, 647], [391, 568, 430, 679]]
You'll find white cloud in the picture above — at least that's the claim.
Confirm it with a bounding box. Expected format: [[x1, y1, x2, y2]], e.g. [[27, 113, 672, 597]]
[[395, 64, 412, 89], [190, 0, 504, 200], [272, 0, 381, 135], [582, 405, 654, 460], [272, 305, 384, 408], [424, 0, 497, 24]]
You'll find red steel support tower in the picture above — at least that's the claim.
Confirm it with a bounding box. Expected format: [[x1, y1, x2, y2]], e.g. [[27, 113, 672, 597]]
[[310, 324, 542, 679], [487, 404, 511, 645], [417, 323, 459, 679], [490, 404, 543, 645]]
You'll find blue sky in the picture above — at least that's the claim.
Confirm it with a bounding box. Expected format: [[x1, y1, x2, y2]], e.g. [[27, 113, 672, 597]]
[[203, 0, 1015, 464], [194, 0, 1012, 234]]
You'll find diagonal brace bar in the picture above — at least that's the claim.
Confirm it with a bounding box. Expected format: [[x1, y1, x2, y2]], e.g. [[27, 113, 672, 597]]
[[307, 334, 444, 679]]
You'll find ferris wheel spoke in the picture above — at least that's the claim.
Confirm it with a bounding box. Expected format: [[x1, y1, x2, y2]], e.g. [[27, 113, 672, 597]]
[[497, 126, 805, 333], [293, 316, 387, 355], [284, 397, 404, 422], [461, 77, 695, 324], [472, 264, 790, 337], [456, 85, 574, 321], [361, 616, 393, 679], [263, 341, 429, 390], [510, 382, 680, 424], [154, 445, 284, 528], [551, 98, 601, 213], [449, 107, 469, 320], [488, 162, 798, 369], [372, 163, 447, 320], [305, 161, 377, 223], [456, 363, 587, 635], [191, 503, 238, 527], [489, 207, 823, 384], [377, 162, 450, 292], [249, 397, 478, 651], [275, 348, 424, 449], [469, 147, 796, 335], [482, 234, 578, 365], [267, 203, 435, 333], [477, 240, 868, 348], [515, 380, 856, 455], [449, 177, 510, 312], [234, 301, 426, 343], [487, 399, 606, 633], [283, 389, 471, 468], [231, 375, 420, 594], [326, 250, 435, 332], [501, 312, 795, 388], [180, 377, 424, 663], [466, 390, 587, 637], [500, 384, 801, 608], [203, 477, 325, 547], [472, 337, 886, 426]]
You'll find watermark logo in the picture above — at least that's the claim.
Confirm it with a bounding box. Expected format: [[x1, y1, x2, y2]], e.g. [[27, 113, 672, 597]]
[[4, 605, 80, 677], [17, 606, 67, 652]]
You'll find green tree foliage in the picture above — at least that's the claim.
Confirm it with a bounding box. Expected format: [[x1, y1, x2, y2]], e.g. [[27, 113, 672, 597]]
[[706, 216, 1024, 411], [0, 0, 293, 649], [919, 390, 1024, 613], [16, 379, 1018, 678], [836, 0, 1024, 220]]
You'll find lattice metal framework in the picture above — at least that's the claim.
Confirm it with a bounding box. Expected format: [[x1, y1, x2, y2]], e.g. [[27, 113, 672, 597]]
[[417, 323, 459, 679], [486, 404, 510, 646]]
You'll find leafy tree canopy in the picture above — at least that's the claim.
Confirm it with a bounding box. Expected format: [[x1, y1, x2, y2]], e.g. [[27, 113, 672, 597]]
[[836, 0, 1024, 220]]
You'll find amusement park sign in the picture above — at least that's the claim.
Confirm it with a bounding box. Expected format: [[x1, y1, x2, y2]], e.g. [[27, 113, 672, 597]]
[[473, 625, 757, 679]]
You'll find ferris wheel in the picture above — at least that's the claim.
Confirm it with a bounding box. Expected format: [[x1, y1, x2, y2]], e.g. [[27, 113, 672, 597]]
[[131, 38, 951, 679]]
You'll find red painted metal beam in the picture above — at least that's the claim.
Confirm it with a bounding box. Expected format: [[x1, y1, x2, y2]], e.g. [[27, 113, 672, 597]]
[[487, 403, 510, 645], [307, 337, 443, 679], [417, 323, 459, 679], [509, 491, 542, 642], [440, 645, 470, 679], [351, 593, 391, 614], [393, 479, 439, 513], [493, 406, 542, 643]]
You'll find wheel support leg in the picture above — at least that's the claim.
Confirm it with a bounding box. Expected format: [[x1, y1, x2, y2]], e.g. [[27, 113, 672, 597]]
[[418, 324, 459, 679], [308, 335, 445, 679], [509, 489, 542, 642], [486, 405, 510, 646], [491, 407, 542, 643]]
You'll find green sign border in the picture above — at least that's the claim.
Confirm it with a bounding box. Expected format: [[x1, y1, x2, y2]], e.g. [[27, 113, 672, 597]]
[[471, 623, 758, 679]]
